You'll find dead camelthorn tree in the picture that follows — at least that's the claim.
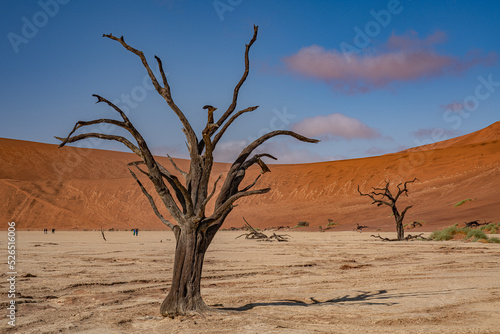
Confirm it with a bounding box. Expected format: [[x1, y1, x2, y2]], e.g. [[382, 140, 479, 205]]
[[56, 26, 318, 317], [357, 178, 418, 241]]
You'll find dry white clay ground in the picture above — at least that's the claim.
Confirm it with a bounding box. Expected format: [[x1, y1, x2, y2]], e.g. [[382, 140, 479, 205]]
[[1, 231, 499, 334]]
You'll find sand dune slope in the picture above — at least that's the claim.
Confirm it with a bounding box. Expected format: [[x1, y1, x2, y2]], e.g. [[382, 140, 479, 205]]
[[1, 122, 499, 231]]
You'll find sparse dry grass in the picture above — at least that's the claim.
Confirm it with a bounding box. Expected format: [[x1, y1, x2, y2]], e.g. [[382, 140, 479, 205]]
[[430, 224, 500, 243]]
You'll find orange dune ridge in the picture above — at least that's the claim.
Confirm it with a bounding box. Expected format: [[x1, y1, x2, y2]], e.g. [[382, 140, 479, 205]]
[[1, 122, 499, 232]]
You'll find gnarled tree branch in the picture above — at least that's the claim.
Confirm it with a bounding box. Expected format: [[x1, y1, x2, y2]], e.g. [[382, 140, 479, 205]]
[[395, 177, 418, 201], [198, 174, 222, 217], [167, 155, 187, 178], [103, 34, 198, 155], [209, 187, 270, 226], [211, 105, 258, 148], [55, 133, 142, 157], [129, 169, 176, 230], [240, 174, 262, 192], [128, 160, 193, 215], [236, 130, 319, 165], [215, 25, 258, 132], [103, 34, 163, 91], [92, 94, 132, 123], [241, 153, 277, 171]]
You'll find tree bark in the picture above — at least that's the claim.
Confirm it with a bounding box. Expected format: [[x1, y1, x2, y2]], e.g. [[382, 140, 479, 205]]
[[160, 224, 212, 316], [395, 212, 404, 241]]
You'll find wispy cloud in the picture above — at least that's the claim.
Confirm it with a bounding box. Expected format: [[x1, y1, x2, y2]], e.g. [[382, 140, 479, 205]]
[[213, 140, 248, 163], [283, 30, 497, 94], [364, 146, 388, 156], [212, 139, 339, 164], [292, 113, 381, 140], [441, 102, 465, 112], [386, 30, 447, 51], [412, 127, 460, 139], [440, 101, 475, 114]]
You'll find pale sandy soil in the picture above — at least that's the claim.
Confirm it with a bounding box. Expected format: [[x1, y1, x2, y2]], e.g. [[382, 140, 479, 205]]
[[1, 231, 499, 334]]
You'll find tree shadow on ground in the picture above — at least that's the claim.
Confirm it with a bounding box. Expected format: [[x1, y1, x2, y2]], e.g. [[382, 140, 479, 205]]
[[220, 288, 462, 312]]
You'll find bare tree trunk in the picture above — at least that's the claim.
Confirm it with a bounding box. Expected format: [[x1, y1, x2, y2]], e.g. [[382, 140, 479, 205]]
[[394, 212, 404, 241], [358, 178, 417, 242], [160, 225, 211, 316]]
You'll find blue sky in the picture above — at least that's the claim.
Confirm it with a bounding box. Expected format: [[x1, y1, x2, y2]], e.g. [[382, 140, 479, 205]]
[[1, 0, 499, 163]]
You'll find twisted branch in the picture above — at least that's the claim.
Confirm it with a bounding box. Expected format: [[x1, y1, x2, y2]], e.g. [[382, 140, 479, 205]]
[[209, 187, 270, 225], [103, 33, 198, 155], [395, 177, 418, 201], [167, 155, 187, 178], [129, 169, 176, 230], [55, 133, 142, 157], [199, 174, 222, 216], [212, 106, 258, 148], [357, 185, 391, 207], [128, 160, 193, 215], [240, 174, 262, 192], [215, 25, 258, 132]]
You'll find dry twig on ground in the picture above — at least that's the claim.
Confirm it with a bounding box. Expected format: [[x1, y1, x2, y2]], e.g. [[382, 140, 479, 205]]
[[236, 218, 290, 242], [100, 227, 107, 241], [370, 233, 430, 241]]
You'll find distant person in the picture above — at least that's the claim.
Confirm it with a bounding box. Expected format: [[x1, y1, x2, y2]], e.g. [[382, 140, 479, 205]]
[[135, 228, 139, 236], [133, 229, 136, 236], [52, 228, 55, 234], [44, 228, 47, 234]]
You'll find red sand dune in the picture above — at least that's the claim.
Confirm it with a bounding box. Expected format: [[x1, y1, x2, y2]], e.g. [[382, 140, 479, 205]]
[[402, 121, 500, 152], [1, 122, 499, 232]]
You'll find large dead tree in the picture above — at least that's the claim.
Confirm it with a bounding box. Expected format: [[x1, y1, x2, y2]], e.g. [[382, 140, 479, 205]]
[[357, 178, 417, 241], [56, 26, 318, 317]]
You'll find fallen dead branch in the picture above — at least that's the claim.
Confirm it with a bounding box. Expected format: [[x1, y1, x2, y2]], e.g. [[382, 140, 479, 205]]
[[465, 220, 490, 228], [370, 233, 430, 241], [101, 226, 107, 241], [236, 217, 268, 240], [236, 218, 290, 242], [265, 233, 290, 242]]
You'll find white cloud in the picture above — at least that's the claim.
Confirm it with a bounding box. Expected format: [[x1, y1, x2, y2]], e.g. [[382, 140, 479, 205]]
[[292, 113, 381, 140]]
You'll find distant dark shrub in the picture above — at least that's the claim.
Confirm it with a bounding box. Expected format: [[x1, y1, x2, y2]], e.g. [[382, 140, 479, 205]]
[[295, 221, 310, 228]]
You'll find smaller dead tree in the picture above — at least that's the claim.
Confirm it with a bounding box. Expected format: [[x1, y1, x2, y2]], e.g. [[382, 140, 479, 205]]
[[358, 178, 418, 241], [354, 223, 368, 233]]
